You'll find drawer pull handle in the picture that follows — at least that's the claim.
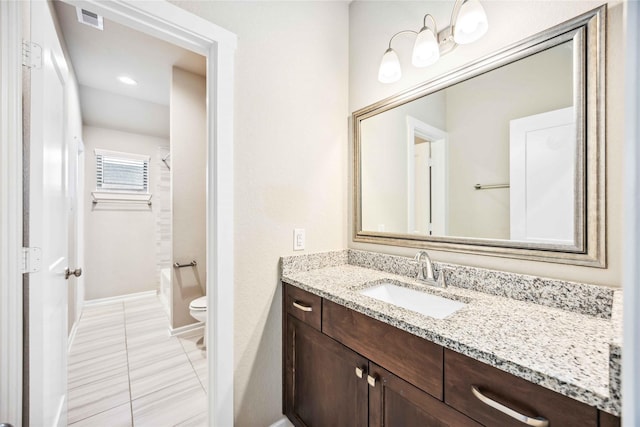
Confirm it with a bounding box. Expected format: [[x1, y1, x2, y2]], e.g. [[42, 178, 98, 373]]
[[471, 385, 549, 427], [292, 301, 313, 312], [367, 375, 377, 387], [355, 367, 364, 379]]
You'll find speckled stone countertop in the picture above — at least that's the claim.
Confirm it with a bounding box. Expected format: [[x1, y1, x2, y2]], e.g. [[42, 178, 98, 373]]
[[281, 250, 623, 416]]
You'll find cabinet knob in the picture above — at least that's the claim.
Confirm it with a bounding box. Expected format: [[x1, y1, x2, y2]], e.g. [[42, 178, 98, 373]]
[[355, 367, 364, 379], [367, 375, 377, 387]]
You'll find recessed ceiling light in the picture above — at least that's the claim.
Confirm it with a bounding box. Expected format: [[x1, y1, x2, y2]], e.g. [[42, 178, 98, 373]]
[[117, 76, 138, 86]]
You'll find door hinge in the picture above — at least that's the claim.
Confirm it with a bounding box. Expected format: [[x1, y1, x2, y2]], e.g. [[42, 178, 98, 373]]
[[22, 40, 42, 69], [22, 247, 42, 274]]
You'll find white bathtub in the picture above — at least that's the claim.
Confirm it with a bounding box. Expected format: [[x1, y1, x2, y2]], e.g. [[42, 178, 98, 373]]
[[159, 267, 171, 315]]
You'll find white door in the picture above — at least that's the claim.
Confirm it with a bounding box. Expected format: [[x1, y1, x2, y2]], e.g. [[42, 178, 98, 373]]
[[509, 107, 575, 244], [28, 1, 71, 425], [413, 140, 431, 234]]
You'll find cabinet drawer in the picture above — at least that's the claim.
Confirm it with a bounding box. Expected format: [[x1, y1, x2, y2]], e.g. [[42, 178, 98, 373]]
[[284, 283, 321, 330], [322, 299, 443, 399], [444, 349, 598, 427]]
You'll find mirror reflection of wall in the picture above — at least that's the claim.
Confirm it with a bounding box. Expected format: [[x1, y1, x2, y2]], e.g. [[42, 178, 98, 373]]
[[360, 40, 574, 243]]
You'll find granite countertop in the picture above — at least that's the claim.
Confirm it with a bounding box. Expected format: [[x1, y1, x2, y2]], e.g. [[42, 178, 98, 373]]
[[281, 250, 622, 416]]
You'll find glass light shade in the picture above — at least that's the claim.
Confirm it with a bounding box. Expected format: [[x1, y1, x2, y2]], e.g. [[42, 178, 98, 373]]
[[453, 0, 488, 45], [378, 48, 401, 83], [412, 27, 440, 68]]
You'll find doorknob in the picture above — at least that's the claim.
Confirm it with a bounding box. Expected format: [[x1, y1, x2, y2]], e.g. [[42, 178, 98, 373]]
[[65, 268, 82, 279]]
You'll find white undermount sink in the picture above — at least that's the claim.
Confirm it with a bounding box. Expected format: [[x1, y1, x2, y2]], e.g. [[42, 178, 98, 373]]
[[359, 282, 466, 319]]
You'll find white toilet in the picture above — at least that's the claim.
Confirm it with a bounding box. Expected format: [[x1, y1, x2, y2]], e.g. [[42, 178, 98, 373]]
[[189, 296, 207, 348]]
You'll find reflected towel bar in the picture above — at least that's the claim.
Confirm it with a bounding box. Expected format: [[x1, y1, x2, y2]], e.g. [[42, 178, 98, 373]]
[[91, 192, 152, 206], [474, 183, 510, 190], [174, 260, 197, 268]]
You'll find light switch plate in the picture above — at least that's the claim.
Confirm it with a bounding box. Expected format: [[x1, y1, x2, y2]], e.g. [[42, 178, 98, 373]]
[[293, 228, 305, 251]]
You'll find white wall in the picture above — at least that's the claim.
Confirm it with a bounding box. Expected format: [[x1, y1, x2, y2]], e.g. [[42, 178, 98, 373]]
[[169, 2, 349, 425], [350, 0, 625, 288], [170, 67, 206, 329], [79, 85, 170, 139], [83, 126, 169, 300]]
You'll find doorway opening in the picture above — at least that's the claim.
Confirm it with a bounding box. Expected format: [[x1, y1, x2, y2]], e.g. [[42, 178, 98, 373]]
[[53, 1, 210, 422], [14, 1, 236, 425], [406, 115, 448, 236]]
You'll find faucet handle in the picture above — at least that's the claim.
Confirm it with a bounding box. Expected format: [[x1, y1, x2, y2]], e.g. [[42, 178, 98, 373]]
[[436, 267, 447, 288]]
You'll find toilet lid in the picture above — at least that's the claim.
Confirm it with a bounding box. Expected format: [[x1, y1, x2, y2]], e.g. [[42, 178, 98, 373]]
[[190, 296, 207, 310]]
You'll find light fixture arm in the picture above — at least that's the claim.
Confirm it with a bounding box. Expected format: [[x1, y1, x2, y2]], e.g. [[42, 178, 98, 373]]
[[387, 29, 418, 50], [422, 13, 438, 34], [449, 0, 467, 29], [378, 0, 487, 83]]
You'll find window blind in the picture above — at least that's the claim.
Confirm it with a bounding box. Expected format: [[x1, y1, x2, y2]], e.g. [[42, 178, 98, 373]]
[[95, 150, 149, 193]]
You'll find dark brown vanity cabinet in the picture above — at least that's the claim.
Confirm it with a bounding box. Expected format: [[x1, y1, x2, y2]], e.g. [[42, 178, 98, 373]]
[[284, 315, 368, 426], [282, 283, 620, 427], [368, 362, 481, 427], [283, 283, 469, 427]]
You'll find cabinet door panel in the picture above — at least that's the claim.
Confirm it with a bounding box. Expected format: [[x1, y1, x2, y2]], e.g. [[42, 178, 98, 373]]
[[369, 363, 481, 427], [285, 315, 368, 427], [599, 411, 621, 427]]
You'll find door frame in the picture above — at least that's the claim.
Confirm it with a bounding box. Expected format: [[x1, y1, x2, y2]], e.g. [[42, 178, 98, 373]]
[[406, 115, 448, 235], [0, 1, 237, 425], [0, 1, 24, 424]]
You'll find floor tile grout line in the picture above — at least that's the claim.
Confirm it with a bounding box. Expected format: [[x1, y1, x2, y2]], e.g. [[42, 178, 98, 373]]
[[123, 301, 135, 427], [67, 304, 129, 425], [67, 403, 130, 426], [177, 335, 207, 393], [69, 296, 206, 426]]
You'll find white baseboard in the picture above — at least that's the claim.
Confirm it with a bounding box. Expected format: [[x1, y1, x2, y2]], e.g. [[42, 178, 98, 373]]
[[269, 416, 294, 427], [169, 321, 204, 337], [84, 290, 158, 307]]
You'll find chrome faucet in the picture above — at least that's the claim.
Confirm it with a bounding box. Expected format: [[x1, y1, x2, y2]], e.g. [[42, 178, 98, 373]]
[[414, 251, 446, 287]]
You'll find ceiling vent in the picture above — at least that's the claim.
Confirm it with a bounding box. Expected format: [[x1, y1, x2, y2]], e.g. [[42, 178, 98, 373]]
[[76, 7, 103, 30]]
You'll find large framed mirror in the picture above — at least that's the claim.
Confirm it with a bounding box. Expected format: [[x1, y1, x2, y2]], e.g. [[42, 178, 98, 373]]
[[353, 6, 605, 267]]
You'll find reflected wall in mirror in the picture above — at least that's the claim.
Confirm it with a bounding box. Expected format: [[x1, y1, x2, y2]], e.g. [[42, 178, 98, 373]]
[[361, 41, 575, 243], [353, 6, 605, 266]]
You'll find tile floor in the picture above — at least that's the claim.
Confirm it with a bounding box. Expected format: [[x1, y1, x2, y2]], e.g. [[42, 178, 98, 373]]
[[67, 294, 208, 426]]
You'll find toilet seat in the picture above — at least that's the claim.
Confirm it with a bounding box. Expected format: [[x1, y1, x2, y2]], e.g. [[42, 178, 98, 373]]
[[189, 296, 207, 311]]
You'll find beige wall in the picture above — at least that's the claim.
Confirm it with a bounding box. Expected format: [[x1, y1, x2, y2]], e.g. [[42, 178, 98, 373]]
[[170, 67, 206, 329], [170, 2, 349, 425], [361, 92, 446, 233], [350, 0, 624, 288], [445, 43, 573, 239], [83, 126, 168, 300]]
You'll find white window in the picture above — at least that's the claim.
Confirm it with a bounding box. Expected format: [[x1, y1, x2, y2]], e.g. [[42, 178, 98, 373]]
[[95, 149, 149, 193]]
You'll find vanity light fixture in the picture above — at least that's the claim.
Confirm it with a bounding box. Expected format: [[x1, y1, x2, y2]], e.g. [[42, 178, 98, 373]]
[[117, 75, 138, 86], [378, 0, 489, 83]]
